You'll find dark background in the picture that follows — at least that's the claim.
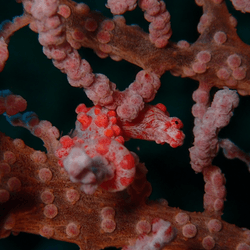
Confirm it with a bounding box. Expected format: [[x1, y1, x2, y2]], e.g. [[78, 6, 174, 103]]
[[1, 0, 250, 249]]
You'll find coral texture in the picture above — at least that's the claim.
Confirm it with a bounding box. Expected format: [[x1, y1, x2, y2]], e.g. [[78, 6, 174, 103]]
[[1, 0, 250, 250]]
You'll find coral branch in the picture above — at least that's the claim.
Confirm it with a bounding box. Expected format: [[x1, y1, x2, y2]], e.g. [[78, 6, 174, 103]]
[[1, 0, 250, 249], [1, 132, 250, 250], [219, 138, 250, 170], [189, 86, 239, 173]]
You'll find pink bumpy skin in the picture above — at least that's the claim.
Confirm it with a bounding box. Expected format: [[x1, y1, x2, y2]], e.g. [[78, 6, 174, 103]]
[[55, 102, 184, 194], [55, 104, 136, 194], [123, 218, 175, 250], [121, 104, 185, 148]]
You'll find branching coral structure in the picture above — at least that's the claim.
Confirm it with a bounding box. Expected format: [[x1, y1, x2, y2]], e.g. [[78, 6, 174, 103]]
[[1, 0, 250, 250]]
